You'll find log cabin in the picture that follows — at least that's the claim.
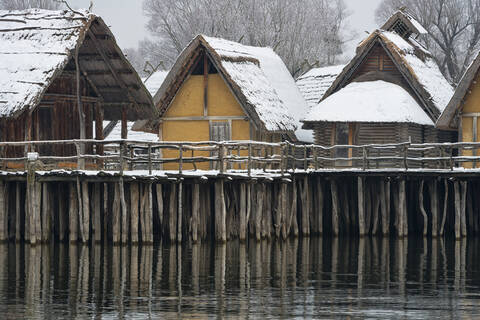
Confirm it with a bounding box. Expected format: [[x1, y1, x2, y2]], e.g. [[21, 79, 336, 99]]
[[0, 9, 156, 169], [301, 10, 456, 168], [437, 51, 480, 168], [141, 34, 310, 170]]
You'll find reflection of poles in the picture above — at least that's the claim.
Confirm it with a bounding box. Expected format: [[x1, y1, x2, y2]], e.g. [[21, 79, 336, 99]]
[[431, 238, 438, 289], [454, 239, 467, 293], [68, 244, 78, 318], [25, 245, 40, 318], [381, 238, 390, 293], [396, 239, 407, 298], [192, 243, 200, 295], [419, 238, 427, 293], [215, 243, 226, 318], [78, 245, 89, 304], [130, 245, 139, 309], [357, 237, 365, 305]]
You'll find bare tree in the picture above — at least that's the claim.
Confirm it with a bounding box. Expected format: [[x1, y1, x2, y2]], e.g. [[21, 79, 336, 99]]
[[142, 0, 349, 77], [375, 0, 480, 84], [0, 0, 62, 9]]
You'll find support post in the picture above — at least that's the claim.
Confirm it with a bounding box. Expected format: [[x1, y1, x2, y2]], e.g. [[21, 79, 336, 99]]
[[0, 182, 7, 242], [454, 181, 461, 240], [215, 180, 227, 242], [93, 183, 101, 243], [461, 181, 467, 238], [358, 177, 366, 237], [331, 179, 340, 237], [429, 180, 439, 237], [419, 180, 428, 237], [69, 183, 78, 243], [130, 183, 140, 244], [192, 183, 200, 243]]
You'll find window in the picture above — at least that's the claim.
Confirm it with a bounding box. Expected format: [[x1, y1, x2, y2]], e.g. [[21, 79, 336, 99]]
[[210, 121, 230, 141]]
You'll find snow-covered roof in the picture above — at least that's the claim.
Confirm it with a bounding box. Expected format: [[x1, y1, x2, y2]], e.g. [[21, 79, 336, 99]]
[[381, 10, 428, 36], [303, 80, 434, 125], [0, 9, 155, 120], [103, 121, 159, 142], [324, 28, 453, 122], [437, 50, 480, 129], [296, 65, 344, 109], [153, 35, 311, 141], [143, 70, 169, 96]]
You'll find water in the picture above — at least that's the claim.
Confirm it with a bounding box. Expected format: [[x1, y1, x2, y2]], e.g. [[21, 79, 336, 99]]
[[0, 237, 479, 319]]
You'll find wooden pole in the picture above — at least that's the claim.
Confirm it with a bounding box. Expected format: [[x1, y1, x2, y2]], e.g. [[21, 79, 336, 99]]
[[358, 177, 366, 237], [119, 178, 127, 244], [254, 183, 264, 241], [440, 179, 448, 236], [280, 182, 288, 239], [454, 181, 461, 240], [215, 180, 227, 243], [429, 180, 438, 237], [155, 184, 163, 240], [300, 176, 310, 236], [239, 183, 247, 242], [41, 183, 50, 242], [130, 183, 140, 243], [69, 183, 78, 243], [331, 179, 340, 237], [461, 181, 467, 238], [419, 180, 428, 237], [316, 178, 324, 235], [177, 182, 183, 243], [0, 182, 7, 241], [74, 46, 86, 170], [94, 103, 104, 168], [192, 183, 200, 243], [399, 179, 407, 237], [112, 182, 121, 244], [15, 182, 21, 242], [93, 183, 101, 243], [81, 181, 90, 243], [168, 184, 177, 242], [380, 179, 390, 236], [146, 183, 154, 243]]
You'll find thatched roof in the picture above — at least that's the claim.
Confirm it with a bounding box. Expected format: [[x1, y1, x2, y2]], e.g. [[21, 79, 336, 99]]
[[314, 29, 452, 123], [381, 10, 427, 37], [296, 65, 344, 109], [0, 9, 156, 120], [436, 51, 480, 130], [151, 35, 309, 140]]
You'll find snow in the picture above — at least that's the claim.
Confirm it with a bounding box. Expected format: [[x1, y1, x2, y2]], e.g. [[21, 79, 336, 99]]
[[381, 31, 453, 113], [404, 11, 427, 35], [296, 65, 344, 108], [143, 70, 169, 96], [202, 36, 313, 142], [303, 80, 434, 125], [103, 121, 159, 142], [0, 9, 92, 117]]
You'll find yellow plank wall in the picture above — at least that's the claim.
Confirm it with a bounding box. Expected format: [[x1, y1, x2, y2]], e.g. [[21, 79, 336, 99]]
[[461, 71, 480, 168], [162, 74, 251, 170]]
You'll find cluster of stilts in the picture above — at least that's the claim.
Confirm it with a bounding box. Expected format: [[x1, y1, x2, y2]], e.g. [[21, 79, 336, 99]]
[[0, 171, 477, 244]]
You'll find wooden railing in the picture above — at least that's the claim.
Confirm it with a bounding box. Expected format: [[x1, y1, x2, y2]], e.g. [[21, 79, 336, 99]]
[[1, 139, 480, 174]]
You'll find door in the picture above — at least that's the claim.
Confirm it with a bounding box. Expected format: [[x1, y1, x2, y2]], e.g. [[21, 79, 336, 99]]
[[334, 123, 353, 167], [210, 121, 231, 169]]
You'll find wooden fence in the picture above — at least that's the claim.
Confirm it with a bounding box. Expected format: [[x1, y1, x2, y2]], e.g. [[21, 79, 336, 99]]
[[1, 139, 480, 173]]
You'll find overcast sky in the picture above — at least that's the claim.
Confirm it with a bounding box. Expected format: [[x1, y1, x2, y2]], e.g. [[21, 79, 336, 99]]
[[70, 0, 384, 57]]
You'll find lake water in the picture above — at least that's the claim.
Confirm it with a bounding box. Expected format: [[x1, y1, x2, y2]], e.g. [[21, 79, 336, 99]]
[[0, 237, 479, 319]]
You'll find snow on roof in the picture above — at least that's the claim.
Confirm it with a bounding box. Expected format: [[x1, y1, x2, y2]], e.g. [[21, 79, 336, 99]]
[[296, 65, 344, 109], [0, 9, 92, 118], [303, 80, 434, 125], [381, 31, 453, 113], [202, 36, 312, 142], [143, 70, 169, 96], [104, 121, 159, 142]]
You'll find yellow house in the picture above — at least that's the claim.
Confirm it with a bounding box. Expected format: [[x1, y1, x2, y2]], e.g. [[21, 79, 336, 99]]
[[144, 35, 308, 170], [437, 51, 480, 167]]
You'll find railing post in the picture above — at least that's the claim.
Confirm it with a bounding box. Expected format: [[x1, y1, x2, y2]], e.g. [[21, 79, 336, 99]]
[[129, 146, 134, 171], [119, 141, 124, 175], [75, 142, 85, 170], [362, 146, 367, 171], [218, 143, 224, 174], [179, 144, 183, 175], [148, 143, 152, 175], [403, 145, 408, 170], [303, 145, 308, 170], [248, 143, 252, 177], [450, 147, 454, 170], [313, 146, 318, 171], [280, 143, 285, 176]]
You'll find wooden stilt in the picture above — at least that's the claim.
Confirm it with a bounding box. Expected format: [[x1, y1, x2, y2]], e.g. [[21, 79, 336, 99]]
[[168, 184, 177, 242], [331, 179, 339, 237], [280, 182, 288, 239], [419, 180, 428, 237], [130, 183, 139, 243], [372, 181, 380, 236], [454, 181, 461, 239], [192, 183, 200, 243], [69, 183, 78, 243], [81, 181, 90, 243], [440, 179, 448, 236], [380, 180, 390, 236], [93, 183, 101, 243], [112, 182, 120, 244], [239, 183, 247, 242], [215, 180, 227, 243], [41, 183, 51, 242], [15, 182, 21, 242], [34, 181, 42, 242], [155, 184, 163, 239], [358, 177, 366, 237], [461, 181, 467, 238], [103, 183, 109, 239], [316, 178, 324, 236], [300, 177, 310, 236], [177, 182, 183, 243], [119, 179, 127, 244], [429, 180, 438, 237], [399, 179, 407, 237], [146, 183, 153, 243]]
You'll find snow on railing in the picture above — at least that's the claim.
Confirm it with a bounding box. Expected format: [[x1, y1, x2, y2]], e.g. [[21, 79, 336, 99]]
[[1, 139, 480, 174]]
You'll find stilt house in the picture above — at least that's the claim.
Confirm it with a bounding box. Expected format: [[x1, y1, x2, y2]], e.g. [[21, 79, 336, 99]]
[[301, 11, 456, 167], [146, 35, 310, 169], [0, 9, 156, 169], [437, 51, 480, 167]]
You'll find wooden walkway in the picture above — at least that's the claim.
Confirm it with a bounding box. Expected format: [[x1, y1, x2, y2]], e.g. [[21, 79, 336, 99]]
[[0, 139, 480, 244]]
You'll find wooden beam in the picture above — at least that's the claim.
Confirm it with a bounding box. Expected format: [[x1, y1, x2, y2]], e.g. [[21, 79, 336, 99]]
[[42, 94, 100, 103], [87, 30, 141, 111], [121, 106, 128, 139], [203, 52, 208, 117], [83, 69, 134, 76]]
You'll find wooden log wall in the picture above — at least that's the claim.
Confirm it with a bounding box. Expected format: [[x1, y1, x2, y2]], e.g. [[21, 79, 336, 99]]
[[0, 173, 478, 244]]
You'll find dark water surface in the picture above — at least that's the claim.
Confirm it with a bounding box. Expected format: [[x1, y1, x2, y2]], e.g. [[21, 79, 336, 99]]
[[0, 237, 480, 319]]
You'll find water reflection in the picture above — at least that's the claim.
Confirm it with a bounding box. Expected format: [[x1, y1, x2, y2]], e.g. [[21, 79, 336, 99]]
[[0, 238, 480, 319]]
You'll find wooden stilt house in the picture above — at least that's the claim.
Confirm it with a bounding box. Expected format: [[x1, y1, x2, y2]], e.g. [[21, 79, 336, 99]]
[[0, 9, 156, 169], [301, 11, 456, 167], [144, 35, 309, 170], [437, 51, 480, 167]]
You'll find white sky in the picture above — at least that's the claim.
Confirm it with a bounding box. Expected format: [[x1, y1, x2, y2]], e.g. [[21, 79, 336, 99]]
[[70, 0, 384, 58]]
